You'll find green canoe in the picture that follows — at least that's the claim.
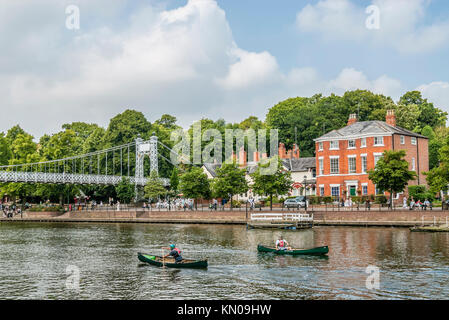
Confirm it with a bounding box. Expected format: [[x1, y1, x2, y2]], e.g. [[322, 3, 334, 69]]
[[137, 252, 208, 269], [257, 244, 329, 256]]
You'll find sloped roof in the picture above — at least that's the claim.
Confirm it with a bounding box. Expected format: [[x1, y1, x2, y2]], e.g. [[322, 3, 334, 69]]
[[315, 121, 427, 141], [281, 157, 316, 171]]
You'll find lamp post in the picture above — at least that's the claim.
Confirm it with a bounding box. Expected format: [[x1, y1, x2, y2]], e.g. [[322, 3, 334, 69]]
[[303, 175, 307, 212]]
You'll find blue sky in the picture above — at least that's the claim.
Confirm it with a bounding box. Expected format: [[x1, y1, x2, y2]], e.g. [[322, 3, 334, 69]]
[[0, 0, 448, 138]]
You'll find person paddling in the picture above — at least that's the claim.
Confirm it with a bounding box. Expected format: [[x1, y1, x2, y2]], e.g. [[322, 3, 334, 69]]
[[275, 236, 291, 251], [163, 244, 183, 263]]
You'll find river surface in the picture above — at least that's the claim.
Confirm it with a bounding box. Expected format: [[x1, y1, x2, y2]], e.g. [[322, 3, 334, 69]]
[[0, 222, 448, 300]]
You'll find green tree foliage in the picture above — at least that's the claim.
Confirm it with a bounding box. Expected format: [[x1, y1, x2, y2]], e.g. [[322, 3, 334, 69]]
[[425, 134, 449, 195], [250, 158, 293, 210], [0, 133, 11, 165], [104, 109, 152, 146], [211, 162, 248, 210], [179, 167, 211, 204], [169, 167, 180, 193], [408, 185, 435, 202], [144, 171, 167, 201], [368, 150, 417, 207], [115, 177, 135, 203], [155, 114, 179, 130]]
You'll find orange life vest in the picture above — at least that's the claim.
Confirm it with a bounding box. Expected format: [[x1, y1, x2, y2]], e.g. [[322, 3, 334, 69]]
[[279, 240, 285, 247]]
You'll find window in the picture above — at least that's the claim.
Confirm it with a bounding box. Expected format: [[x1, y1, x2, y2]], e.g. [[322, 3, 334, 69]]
[[412, 157, 416, 171], [320, 186, 325, 196], [348, 156, 356, 173], [360, 138, 366, 148], [374, 136, 384, 146], [331, 186, 340, 197], [318, 142, 323, 151], [400, 135, 405, 144], [411, 137, 417, 145], [330, 157, 339, 174], [362, 185, 368, 195], [348, 140, 356, 149], [319, 158, 324, 175], [361, 155, 367, 173], [330, 141, 339, 150], [374, 153, 382, 167]]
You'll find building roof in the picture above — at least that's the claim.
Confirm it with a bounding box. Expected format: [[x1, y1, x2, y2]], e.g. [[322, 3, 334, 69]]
[[202, 157, 316, 177], [281, 157, 316, 171], [314, 120, 427, 141]]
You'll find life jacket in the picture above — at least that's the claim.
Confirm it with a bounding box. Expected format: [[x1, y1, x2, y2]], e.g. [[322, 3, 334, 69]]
[[173, 247, 182, 255], [278, 240, 285, 247]]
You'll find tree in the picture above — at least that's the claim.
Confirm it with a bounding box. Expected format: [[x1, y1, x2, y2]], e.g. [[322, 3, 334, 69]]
[[179, 167, 211, 208], [425, 134, 449, 197], [170, 167, 180, 193], [250, 157, 293, 210], [144, 171, 167, 202], [368, 150, 417, 208], [115, 177, 135, 203], [103, 109, 152, 146], [0, 133, 11, 166], [155, 114, 179, 130], [211, 162, 248, 210]]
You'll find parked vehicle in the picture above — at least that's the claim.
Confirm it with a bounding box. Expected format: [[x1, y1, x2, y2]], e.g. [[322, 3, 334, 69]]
[[283, 198, 306, 209]]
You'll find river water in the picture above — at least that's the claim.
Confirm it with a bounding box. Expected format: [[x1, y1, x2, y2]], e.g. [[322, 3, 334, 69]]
[[0, 222, 448, 300]]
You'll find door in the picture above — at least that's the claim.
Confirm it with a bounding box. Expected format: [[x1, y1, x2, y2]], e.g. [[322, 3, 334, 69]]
[[350, 186, 356, 196]]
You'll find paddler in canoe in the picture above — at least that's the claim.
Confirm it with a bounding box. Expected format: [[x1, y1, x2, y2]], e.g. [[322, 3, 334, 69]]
[[275, 235, 292, 251], [162, 244, 183, 263]]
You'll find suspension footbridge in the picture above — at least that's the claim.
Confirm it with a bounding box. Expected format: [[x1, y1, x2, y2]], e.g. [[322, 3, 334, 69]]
[[0, 134, 175, 187]]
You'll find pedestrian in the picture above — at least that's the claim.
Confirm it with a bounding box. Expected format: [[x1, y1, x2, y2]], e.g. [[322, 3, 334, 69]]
[[403, 196, 408, 209]]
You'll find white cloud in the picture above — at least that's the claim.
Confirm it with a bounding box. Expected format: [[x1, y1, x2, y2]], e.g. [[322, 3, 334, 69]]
[[327, 68, 403, 98], [296, 0, 449, 54], [0, 0, 445, 141], [417, 81, 449, 112]]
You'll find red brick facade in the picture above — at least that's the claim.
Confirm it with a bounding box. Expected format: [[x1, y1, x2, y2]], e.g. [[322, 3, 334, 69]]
[[315, 112, 429, 200]]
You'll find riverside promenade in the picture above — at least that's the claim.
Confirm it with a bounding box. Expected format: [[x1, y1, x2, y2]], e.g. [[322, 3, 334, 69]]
[[2, 209, 449, 227]]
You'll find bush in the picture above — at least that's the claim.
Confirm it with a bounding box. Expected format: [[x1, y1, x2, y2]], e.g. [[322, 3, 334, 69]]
[[29, 206, 64, 212], [375, 195, 388, 204], [351, 196, 361, 203], [231, 200, 241, 208], [408, 185, 435, 202], [322, 196, 332, 204]]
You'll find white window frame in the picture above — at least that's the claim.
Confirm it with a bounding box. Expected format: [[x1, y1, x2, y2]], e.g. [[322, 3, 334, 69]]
[[330, 156, 340, 174], [360, 138, 366, 148], [411, 157, 416, 171], [374, 136, 384, 146], [361, 154, 367, 173], [411, 137, 417, 145], [348, 140, 356, 149], [374, 152, 383, 167], [361, 183, 368, 195], [329, 140, 339, 150], [348, 155, 357, 173], [319, 185, 325, 196], [318, 157, 324, 175], [318, 142, 323, 151], [330, 185, 340, 197], [400, 135, 405, 144]]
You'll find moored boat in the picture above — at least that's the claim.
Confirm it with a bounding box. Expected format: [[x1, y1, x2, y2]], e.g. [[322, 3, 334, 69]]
[[257, 244, 329, 256], [137, 252, 208, 269]]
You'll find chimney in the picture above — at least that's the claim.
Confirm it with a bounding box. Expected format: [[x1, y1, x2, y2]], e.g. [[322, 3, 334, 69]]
[[347, 113, 357, 126], [238, 147, 247, 167], [292, 144, 300, 159], [386, 109, 396, 127], [253, 151, 260, 163], [286, 150, 293, 159], [278, 143, 287, 159]]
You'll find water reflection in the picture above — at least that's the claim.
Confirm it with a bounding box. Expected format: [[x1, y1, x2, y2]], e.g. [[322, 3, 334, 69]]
[[0, 223, 448, 299]]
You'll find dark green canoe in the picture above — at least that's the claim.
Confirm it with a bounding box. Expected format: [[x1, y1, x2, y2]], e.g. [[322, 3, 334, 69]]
[[257, 244, 329, 256], [137, 252, 208, 269]]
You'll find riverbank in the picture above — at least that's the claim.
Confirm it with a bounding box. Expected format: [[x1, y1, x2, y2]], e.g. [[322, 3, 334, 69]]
[[1, 209, 449, 227]]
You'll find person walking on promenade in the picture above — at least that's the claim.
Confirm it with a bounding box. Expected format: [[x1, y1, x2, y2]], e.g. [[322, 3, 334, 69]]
[[403, 196, 408, 209]]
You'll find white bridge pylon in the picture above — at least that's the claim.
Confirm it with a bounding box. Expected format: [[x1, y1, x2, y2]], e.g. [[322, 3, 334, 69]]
[[0, 134, 170, 187]]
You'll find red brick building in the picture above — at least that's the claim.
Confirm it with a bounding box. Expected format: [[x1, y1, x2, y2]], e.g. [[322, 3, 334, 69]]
[[314, 110, 429, 200]]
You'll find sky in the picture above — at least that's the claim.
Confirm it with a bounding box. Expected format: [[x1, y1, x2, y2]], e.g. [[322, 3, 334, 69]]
[[1, 0, 449, 139]]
